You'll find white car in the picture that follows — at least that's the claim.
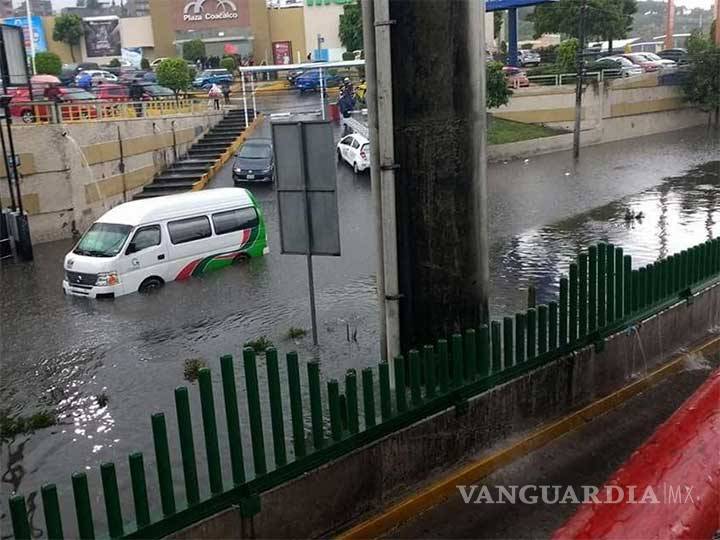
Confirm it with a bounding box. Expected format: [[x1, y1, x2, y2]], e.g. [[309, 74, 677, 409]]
[[337, 133, 370, 174], [150, 57, 169, 69], [75, 69, 118, 84]]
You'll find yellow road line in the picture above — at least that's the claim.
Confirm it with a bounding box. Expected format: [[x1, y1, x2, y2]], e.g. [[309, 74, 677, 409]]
[[337, 335, 720, 540]]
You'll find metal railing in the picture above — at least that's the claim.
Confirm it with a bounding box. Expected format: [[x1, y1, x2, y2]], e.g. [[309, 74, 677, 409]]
[[523, 69, 625, 87], [8, 237, 720, 539], [11, 98, 219, 125]]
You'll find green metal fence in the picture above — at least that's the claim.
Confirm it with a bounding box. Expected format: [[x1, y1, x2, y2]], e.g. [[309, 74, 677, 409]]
[[9, 238, 720, 539]]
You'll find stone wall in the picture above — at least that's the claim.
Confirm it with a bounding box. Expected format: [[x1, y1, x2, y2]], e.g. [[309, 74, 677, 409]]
[[0, 110, 223, 243]]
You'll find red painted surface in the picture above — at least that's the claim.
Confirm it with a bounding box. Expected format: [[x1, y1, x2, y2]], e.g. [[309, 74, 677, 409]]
[[553, 369, 720, 540]]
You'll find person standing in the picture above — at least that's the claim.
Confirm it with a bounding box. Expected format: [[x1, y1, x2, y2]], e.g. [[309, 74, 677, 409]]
[[208, 83, 222, 110], [221, 83, 231, 105]]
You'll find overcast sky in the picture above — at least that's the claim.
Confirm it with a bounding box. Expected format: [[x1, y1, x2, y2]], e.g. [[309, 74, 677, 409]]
[[13, 0, 718, 15]]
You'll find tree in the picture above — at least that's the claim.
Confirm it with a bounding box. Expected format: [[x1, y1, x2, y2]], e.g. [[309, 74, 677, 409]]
[[339, 1, 363, 53], [557, 38, 578, 72], [52, 14, 83, 62], [156, 58, 191, 100], [493, 11, 503, 41], [682, 30, 720, 126], [220, 56, 236, 72], [529, 0, 636, 45], [182, 39, 206, 62], [487, 61, 512, 109], [34, 52, 61, 76], [108, 58, 121, 67]]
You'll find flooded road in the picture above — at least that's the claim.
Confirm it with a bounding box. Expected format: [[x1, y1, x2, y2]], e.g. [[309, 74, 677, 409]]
[[1, 123, 718, 535]]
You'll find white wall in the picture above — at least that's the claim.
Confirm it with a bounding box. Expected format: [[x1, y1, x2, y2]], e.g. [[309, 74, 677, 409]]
[[303, 3, 344, 57]]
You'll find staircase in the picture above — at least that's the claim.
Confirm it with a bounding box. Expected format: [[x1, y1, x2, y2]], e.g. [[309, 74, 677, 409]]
[[134, 108, 256, 200]]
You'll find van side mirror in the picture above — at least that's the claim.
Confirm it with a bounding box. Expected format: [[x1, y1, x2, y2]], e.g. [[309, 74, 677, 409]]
[[126, 243, 137, 255]]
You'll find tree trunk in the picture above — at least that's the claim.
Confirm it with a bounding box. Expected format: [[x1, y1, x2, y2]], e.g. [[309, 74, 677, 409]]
[[390, 0, 489, 348], [607, 36, 613, 55], [69, 45, 75, 62]]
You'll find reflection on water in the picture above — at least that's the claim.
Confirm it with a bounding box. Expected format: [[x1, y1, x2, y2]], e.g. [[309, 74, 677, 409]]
[[0, 126, 718, 536], [490, 161, 720, 313]]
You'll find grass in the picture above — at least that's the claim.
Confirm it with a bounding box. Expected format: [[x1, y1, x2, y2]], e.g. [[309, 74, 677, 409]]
[[287, 327, 307, 340], [488, 117, 564, 145], [244, 336, 274, 354], [183, 358, 207, 382]]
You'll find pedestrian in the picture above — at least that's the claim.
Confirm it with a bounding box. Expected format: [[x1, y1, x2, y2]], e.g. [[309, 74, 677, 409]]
[[221, 83, 231, 105], [208, 83, 222, 110], [129, 82, 144, 117]]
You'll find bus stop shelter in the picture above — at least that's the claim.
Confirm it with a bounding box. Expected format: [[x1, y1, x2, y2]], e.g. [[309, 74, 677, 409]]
[[486, 0, 558, 67]]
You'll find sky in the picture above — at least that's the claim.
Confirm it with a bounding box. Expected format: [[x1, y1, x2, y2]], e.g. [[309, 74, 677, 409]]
[[12, 0, 718, 14]]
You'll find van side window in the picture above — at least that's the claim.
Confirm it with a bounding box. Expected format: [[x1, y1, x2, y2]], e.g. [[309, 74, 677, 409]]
[[168, 216, 212, 244], [127, 225, 161, 254], [212, 207, 258, 235]]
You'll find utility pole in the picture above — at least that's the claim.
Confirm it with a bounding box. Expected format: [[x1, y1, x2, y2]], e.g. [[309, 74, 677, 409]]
[[573, 0, 588, 159], [715, 0, 720, 45], [664, 0, 675, 50], [24, 0, 36, 74], [389, 0, 489, 348]]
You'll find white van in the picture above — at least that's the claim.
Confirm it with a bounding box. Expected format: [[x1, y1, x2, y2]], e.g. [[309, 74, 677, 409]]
[[63, 188, 268, 299]]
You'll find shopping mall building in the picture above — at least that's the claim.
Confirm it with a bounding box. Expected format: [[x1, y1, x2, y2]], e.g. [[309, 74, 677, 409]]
[[10, 0, 493, 66]]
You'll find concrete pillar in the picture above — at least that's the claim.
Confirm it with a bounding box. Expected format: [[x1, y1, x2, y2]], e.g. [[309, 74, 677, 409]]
[[715, 0, 720, 45], [389, 0, 489, 349], [508, 8, 518, 67]]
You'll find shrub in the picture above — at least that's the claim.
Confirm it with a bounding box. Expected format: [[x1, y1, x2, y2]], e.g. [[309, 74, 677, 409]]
[[287, 327, 307, 340], [557, 38, 578, 73], [244, 336, 274, 353], [341, 51, 355, 61], [35, 51, 61, 75], [487, 61, 512, 109], [156, 58, 191, 97], [220, 56, 236, 73], [183, 358, 207, 382], [183, 39, 206, 62]]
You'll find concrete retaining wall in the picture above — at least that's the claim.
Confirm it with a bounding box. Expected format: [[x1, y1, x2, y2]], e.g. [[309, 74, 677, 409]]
[[171, 282, 720, 539], [0, 111, 223, 243], [489, 75, 708, 161]]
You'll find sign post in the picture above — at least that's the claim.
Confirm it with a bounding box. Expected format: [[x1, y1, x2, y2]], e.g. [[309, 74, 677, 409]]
[[272, 121, 340, 346]]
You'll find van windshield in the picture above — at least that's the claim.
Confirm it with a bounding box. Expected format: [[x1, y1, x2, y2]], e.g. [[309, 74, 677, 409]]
[[74, 222, 132, 257]]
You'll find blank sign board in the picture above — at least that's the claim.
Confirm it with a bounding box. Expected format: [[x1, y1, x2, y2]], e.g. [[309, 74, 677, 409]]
[[272, 121, 341, 256]]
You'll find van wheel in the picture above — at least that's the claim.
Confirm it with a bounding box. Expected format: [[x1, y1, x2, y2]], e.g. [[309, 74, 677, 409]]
[[139, 276, 164, 294], [21, 110, 34, 123]]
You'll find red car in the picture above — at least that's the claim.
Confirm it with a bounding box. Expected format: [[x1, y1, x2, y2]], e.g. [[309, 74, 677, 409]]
[[10, 87, 98, 123], [93, 83, 129, 102], [620, 53, 662, 72], [503, 66, 530, 88]]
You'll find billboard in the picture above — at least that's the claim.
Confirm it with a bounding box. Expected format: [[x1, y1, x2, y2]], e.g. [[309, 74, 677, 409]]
[[0, 24, 29, 86], [272, 41, 292, 65], [175, 0, 250, 31], [83, 16, 121, 57], [0, 16, 47, 56]]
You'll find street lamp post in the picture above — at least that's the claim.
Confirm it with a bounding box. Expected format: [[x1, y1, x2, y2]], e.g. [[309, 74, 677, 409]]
[[573, 0, 588, 159]]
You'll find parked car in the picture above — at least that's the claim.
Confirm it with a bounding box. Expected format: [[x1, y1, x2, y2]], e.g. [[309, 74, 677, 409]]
[[336, 133, 370, 174], [518, 49, 541, 67], [193, 69, 233, 89], [75, 70, 119, 85], [60, 62, 100, 85], [658, 48, 688, 65], [232, 139, 275, 183], [502, 66, 530, 88], [294, 68, 342, 93], [593, 56, 643, 78], [10, 87, 97, 123], [150, 57, 169, 69], [620, 53, 662, 72], [94, 83, 130, 102], [137, 83, 175, 99], [636, 52, 676, 70]]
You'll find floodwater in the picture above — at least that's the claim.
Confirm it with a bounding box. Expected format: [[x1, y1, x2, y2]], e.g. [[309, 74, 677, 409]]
[[0, 123, 718, 537]]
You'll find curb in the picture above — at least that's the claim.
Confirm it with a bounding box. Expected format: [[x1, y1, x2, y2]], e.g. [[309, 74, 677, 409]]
[[191, 112, 264, 191], [336, 334, 720, 540]]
